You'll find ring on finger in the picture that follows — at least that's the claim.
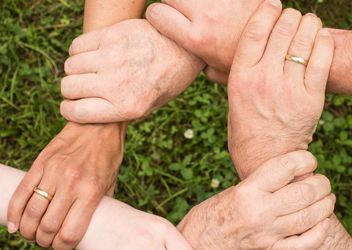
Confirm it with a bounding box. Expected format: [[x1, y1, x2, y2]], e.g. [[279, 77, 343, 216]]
[[285, 54, 309, 66], [33, 187, 53, 202]]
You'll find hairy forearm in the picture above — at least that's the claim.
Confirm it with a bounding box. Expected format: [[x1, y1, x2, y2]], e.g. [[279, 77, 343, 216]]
[[318, 214, 352, 250], [326, 29, 352, 94]]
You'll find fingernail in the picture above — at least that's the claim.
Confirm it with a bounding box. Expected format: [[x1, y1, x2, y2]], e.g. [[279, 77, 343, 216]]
[[330, 193, 336, 203], [319, 28, 330, 36], [322, 218, 330, 231], [269, 0, 281, 7], [27, 240, 35, 243], [149, 4, 161, 19], [305, 13, 317, 17], [7, 222, 17, 233]]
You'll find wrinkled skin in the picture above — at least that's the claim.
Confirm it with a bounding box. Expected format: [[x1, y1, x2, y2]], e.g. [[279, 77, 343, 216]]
[[227, 4, 334, 178], [177, 151, 335, 250], [7, 122, 126, 249], [146, 0, 264, 84], [60, 19, 205, 124]]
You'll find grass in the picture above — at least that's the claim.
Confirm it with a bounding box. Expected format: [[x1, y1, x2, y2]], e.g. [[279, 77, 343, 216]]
[[0, 0, 351, 249]]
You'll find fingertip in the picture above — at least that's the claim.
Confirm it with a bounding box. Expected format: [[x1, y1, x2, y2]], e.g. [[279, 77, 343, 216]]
[[322, 218, 331, 231], [268, 0, 282, 8], [318, 28, 331, 37], [329, 193, 336, 203], [146, 3, 161, 22], [7, 221, 18, 234]]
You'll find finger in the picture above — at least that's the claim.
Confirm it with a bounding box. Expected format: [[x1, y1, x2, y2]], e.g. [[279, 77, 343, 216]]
[[160, 0, 196, 19], [60, 98, 118, 124], [263, 8, 302, 68], [7, 166, 43, 234], [146, 3, 191, 52], [272, 218, 330, 250], [247, 151, 317, 193], [203, 66, 229, 85], [106, 185, 115, 198], [305, 28, 334, 97], [36, 192, 73, 248], [69, 29, 104, 56], [165, 226, 193, 250], [232, 0, 282, 68], [64, 51, 100, 75], [276, 193, 335, 236], [272, 174, 331, 216], [52, 198, 101, 250], [61, 74, 104, 100], [20, 183, 55, 241], [284, 13, 322, 82]]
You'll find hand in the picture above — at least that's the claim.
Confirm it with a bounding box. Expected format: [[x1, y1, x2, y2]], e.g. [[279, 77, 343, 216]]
[[146, 0, 264, 84], [227, 2, 334, 178], [60, 19, 205, 124], [7, 122, 126, 249], [77, 197, 193, 250], [177, 151, 335, 250]]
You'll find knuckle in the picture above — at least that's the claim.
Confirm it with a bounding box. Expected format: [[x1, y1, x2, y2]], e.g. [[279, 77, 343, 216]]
[[274, 21, 297, 39], [244, 21, 266, 42], [69, 38, 80, 56], [64, 59, 71, 75], [300, 207, 314, 228], [187, 31, 207, 48], [60, 77, 70, 97], [59, 229, 81, 245], [299, 183, 316, 203], [283, 8, 302, 19], [303, 152, 318, 171], [137, 231, 157, 246], [303, 13, 321, 26], [41, 218, 61, 234], [84, 184, 104, 202], [316, 174, 331, 192], [26, 201, 43, 218], [202, 9, 221, 25], [291, 36, 311, 50], [277, 154, 297, 173], [63, 168, 83, 191], [16, 181, 33, 197]]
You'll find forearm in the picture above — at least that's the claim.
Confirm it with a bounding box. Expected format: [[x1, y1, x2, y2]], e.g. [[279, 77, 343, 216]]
[[72, 0, 148, 169], [326, 29, 352, 94], [0, 163, 190, 250], [83, 0, 146, 32], [318, 214, 352, 250]]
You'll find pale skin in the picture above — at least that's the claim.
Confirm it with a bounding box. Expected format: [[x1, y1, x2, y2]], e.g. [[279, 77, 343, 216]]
[[59, 0, 352, 122], [7, 0, 350, 249], [6, 0, 149, 249], [1, 163, 193, 250], [0, 150, 335, 249], [225, 0, 352, 249], [146, 0, 352, 89], [60, 1, 347, 249]]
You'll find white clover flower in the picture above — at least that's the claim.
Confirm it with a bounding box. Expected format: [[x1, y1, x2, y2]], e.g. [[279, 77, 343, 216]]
[[184, 129, 194, 139], [319, 120, 325, 125], [211, 178, 220, 188]]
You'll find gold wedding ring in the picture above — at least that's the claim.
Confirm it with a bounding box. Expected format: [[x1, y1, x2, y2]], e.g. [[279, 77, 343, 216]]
[[33, 187, 53, 202], [285, 55, 309, 66]]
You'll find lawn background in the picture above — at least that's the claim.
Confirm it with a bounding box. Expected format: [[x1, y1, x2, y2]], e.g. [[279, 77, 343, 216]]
[[0, 0, 351, 249]]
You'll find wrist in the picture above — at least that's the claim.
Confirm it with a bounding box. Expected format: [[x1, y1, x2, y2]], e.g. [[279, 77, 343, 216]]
[[65, 121, 127, 166], [229, 133, 309, 180], [318, 213, 352, 250]]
